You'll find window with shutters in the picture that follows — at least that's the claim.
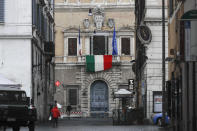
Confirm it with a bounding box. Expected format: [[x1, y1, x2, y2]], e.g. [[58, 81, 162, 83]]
[[68, 38, 77, 56], [0, 0, 4, 23], [121, 37, 130, 55]]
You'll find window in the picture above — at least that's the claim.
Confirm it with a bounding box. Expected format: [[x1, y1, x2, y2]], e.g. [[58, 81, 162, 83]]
[[68, 38, 77, 56], [121, 37, 130, 55], [0, 91, 27, 104], [0, 0, 4, 23], [66, 85, 79, 111], [68, 89, 77, 105], [92, 36, 108, 55]]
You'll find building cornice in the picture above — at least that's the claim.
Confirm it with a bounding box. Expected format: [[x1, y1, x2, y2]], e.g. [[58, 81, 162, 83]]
[[0, 35, 33, 39], [55, 61, 133, 67], [146, 5, 168, 9], [144, 18, 168, 22], [55, 4, 135, 12]]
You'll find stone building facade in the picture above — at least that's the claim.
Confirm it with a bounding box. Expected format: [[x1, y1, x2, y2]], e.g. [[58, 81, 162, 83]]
[[54, 0, 136, 117], [135, 0, 168, 121], [168, 0, 197, 131], [144, 0, 168, 119], [0, 0, 55, 121]]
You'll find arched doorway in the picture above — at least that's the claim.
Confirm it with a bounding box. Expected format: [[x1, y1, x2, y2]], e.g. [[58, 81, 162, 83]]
[[90, 80, 108, 117]]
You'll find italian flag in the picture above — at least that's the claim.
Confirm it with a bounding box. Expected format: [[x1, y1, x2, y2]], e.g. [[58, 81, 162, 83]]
[[86, 55, 112, 72]]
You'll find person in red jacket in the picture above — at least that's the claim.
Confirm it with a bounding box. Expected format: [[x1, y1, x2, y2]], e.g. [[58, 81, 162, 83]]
[[51, 105, 60, 127]]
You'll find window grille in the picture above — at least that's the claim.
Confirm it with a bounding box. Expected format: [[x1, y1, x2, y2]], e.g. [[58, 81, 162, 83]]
[[0, 0, 4, 23]]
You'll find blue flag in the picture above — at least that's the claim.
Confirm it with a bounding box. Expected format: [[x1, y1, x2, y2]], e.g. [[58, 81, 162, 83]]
[[78, 27, 82, 55], [112, 26, 118, 55]]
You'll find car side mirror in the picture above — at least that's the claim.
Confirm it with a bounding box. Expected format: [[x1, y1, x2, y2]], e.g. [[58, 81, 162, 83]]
[[26, 97, 30, 106]]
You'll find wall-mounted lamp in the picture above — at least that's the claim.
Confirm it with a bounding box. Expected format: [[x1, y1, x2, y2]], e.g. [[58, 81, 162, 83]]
[[88, 9, 92, 16], [165, 57, 175, 62], [130, 60, 136, 63]]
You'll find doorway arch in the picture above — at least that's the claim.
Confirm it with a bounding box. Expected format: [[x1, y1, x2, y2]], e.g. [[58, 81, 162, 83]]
[[90, 80, 109, 114]]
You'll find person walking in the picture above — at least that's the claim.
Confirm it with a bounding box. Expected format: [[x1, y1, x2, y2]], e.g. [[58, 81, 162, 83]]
[[51, 104, 60, 128], [66, 104, 72, 119]]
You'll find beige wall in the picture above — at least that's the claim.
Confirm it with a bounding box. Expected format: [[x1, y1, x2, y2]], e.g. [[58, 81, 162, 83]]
[[56, 0, 64, 3], [55, 12, 135, 29], [80, 0, 91, 3], [55, 11, 135, 57], [64, 0, 133, 3], [168, 4, 184, 79], [55, 29, 64, 57]]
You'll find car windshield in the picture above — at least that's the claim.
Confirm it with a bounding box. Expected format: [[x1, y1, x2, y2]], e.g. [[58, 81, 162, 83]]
[[0, 91, 27, 105]]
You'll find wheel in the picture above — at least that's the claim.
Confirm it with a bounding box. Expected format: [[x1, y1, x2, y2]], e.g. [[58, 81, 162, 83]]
[[3, 126, 6, 131], [12, 126, 20, 131], [157, 118, 162, 126], [28, 122, 35, 131]]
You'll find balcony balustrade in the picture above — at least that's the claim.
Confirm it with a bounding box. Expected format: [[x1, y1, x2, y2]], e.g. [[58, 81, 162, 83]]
[[55, 55, 122, 65]]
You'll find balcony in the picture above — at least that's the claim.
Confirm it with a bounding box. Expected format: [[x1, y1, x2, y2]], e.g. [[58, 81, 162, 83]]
[[55, 55, 122, 65], [44, 41, 55, 62]]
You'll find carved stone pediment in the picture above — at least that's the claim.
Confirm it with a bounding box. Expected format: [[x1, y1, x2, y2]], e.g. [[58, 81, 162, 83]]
[[119, 26, 134, 31], [63, 26, 79, 33]]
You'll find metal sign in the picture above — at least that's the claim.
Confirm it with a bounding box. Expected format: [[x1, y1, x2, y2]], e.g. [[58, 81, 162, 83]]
[[128, 79, 134, 90], [128, 79, 134, 86], [55, 80, 61, 87]]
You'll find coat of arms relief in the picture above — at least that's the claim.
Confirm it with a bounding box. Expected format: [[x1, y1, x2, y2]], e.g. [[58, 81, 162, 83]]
[[93, 7, 104, 30], [82, 7, 114, 30]]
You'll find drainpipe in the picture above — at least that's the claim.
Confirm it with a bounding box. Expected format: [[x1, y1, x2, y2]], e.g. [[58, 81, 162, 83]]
[[193, 62, 196, 131], [162, 0, 166, 126]]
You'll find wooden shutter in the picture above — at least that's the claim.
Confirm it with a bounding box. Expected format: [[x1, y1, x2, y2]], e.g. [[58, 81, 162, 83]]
[[0, 0, 4, 22], [68, 38, 77, 56]]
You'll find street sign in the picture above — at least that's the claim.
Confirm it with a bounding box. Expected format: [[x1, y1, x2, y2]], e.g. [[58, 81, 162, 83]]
[[55, 80, 61, 87], [128, 79, 134, 90], [128, 79, 134, 86]]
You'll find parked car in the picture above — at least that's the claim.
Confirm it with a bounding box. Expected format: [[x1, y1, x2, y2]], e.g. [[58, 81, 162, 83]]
[[0, 87, 37, 131], [152, 113, 170, 126]]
